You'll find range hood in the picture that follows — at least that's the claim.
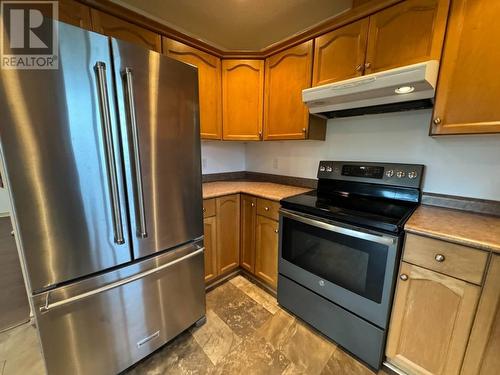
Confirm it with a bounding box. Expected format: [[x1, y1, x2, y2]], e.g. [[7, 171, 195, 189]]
[[302, 60, 439, 118]]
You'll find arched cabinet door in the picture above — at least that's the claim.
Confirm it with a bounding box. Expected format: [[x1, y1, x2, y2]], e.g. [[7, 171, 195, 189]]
[[222, 60, 264, 141]]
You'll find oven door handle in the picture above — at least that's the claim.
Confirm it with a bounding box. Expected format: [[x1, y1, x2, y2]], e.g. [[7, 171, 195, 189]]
[[280, 209, 396, 246]]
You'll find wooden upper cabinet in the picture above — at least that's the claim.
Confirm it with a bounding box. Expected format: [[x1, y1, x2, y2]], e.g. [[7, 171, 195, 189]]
[[365, 0, 450, 74], [164, 38, 222, 140], [90, 9, 161, 52], [222, 60, 264, 141], [313, 19, 369, 86], [431, 0, 500, 135], [240, 195, 257, 274], [386, 262, 480, 375], [461, 255, 500, 375], [264, 41, 314, 140], [56, 0, 92, 30], [216, 195, 240, 275]]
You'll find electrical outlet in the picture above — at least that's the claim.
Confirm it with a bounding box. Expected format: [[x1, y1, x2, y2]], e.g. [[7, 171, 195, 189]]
[[272, 158, 278, 169], [202, 158, 207, 169]]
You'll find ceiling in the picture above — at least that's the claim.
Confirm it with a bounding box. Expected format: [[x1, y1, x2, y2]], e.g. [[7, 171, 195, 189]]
[[113, 0, 353, 51]]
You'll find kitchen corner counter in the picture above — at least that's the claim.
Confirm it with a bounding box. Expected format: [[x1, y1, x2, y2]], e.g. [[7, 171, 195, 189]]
[[202, 181, 311, 202], [405, 205, 500, 253]]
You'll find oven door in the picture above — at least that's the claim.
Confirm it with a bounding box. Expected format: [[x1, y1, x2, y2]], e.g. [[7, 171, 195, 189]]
[[278, 209, 401, 328]]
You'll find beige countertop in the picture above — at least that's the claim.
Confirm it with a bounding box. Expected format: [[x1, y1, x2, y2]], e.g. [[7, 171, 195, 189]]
[[405, 205, 500, 253], [202, 181, 311, 202]]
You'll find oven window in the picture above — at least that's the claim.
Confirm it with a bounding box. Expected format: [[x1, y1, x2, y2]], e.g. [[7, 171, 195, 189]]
[[281, 217, 389, 303]]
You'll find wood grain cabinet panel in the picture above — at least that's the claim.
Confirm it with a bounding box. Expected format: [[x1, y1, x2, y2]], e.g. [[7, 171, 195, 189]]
[[203, 216, 218, 283], [216, 194, 240, 275], [57, 0, 92, 30], [163, 38, 222, 140], [431, 0, 500, 134], [365, 0, 449, 74], [461, 255, 500, 375], [313, 19, 369, 86], [264, 41, 315, 140], [90, 9, 161, 52], [222, 60, 264, 140], [240, 195, 256, 274], [255, 215, 279, 288], [386, 262, 480, 375]]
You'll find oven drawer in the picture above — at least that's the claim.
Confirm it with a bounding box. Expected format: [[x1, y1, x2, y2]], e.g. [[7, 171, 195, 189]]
[[403, 233, 488, 285], [203, 198, 216, 218], [33, 244, 205, 375], [257, 198, 280, 221]]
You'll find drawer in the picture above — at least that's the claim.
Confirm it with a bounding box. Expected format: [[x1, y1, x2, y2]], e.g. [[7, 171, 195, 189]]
[[203, 198, 216, 218], [257, 198, 280, 221], [403, 233, 489, 285]]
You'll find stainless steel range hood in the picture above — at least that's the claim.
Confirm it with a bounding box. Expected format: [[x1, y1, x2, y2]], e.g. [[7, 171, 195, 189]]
[[302, 60, 439, 118]]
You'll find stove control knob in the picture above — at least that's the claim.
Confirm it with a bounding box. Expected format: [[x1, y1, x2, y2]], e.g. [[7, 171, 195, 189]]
[[385, 170, 394, 178], [408, 171, 418, 179], [319, 166, 326, 172], [326, 166, 333, 173], [396, 170, 406, 178]]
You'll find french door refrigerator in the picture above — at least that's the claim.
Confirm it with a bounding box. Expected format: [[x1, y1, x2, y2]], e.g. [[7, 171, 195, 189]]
[[0, 22, 205, 374]]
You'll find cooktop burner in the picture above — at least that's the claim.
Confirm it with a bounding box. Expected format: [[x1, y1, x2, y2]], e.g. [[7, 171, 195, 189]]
[[280, 161, 424, 233]]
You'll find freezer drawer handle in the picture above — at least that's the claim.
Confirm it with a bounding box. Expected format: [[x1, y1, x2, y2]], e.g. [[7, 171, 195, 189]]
[[94, 61, 125, 245], [122, 67, 147, 239], [39, 247, 204, 313]]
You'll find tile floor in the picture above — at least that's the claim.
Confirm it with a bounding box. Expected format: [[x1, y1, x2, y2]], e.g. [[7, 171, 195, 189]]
[[0, 276, 390, 375]]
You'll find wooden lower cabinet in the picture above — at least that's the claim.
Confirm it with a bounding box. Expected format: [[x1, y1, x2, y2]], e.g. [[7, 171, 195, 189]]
[[240, 195, 257, 273], [461, 255, 500, 375], [386, 262, 480, 375], [203, 216, 217, 283], [255, 215, 279, 288], [216, 195, 240, 275]]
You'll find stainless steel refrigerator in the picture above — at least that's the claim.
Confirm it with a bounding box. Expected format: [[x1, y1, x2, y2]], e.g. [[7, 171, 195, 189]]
[[0, 22, 205, 374]]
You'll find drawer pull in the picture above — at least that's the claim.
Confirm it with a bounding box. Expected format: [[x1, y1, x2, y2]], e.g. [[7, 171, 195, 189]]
[[400, 274, 408, 281], [435, 254, 445, 262], [264, 207, 269, 211]]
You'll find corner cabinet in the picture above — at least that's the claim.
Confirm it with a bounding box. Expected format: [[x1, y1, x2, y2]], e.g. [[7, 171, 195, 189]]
[[163, 38, 223, 140], [222, 60, 264, 141], [461, 255, 500, 375], [264, 41, 326, 140], [431, 0, 500, 135], [90, 9, 161, 52]]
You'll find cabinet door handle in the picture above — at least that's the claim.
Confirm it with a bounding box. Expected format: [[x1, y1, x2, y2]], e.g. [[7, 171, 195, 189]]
[[264, 207, 269, 211], [274, 229, 279, 233], [251, 203, 255, 207], [364, 62, 371, 69], [355, 64, 363, 72], [435, 254, 445, 262], [203, 208, 206, 213], [399, 274, 408, 281], [433, 117, 442, 125]]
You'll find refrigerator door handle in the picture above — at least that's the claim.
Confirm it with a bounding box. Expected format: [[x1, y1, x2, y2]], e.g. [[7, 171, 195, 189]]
[[94, 61, 125, 245], [39, 247, 204, 313], [122, 67, 147, 239]]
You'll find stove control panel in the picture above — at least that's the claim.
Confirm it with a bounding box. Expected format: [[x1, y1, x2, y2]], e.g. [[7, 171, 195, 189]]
[[317, 161, 424, 189]]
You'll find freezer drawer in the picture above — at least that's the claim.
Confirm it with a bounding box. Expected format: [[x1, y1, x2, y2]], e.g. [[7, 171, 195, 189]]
[[32, 242, 205, 375]]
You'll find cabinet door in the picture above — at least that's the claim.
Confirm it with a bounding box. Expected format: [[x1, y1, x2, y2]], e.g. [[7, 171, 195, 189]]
[[216, 195, 240, 275], [222, 60, 264, 141], [240, 195, 256, 274], [90, 9, 161, 52], [431, 0, 500, 135], [203, 216, 218, 283], [312, 19, 369, 86], [263, 41, 313, 140], [365, 0, 449, 74], [163, 38, 222, 140], [461, 255, 500, 375], [386, 262, 480, 375], [255, 215, 279, 289], [58, 0, 92, 30]]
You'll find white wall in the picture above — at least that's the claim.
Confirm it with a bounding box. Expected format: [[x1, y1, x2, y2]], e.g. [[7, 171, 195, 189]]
[[201, 141, 246, 174], [245, 109, 500, 201]]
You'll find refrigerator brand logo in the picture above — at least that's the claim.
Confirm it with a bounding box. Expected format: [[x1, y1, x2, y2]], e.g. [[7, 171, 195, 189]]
[[1, 1, 58, 69]]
